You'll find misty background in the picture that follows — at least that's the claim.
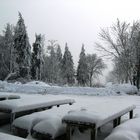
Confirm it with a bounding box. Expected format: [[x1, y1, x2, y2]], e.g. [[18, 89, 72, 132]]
[[0, 0, 140, 83]]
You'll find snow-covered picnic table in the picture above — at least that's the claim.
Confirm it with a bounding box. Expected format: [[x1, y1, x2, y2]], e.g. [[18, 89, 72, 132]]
[[0, 95, 75, 124], [12, 105, 73, 138], [62, 101, 136, 140]]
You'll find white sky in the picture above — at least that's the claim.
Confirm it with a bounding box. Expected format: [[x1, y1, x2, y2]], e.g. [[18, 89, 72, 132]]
[[0, 0, 140, 82]]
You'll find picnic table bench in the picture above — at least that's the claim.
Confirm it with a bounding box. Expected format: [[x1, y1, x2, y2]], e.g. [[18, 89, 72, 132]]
[[62, 103, 136, 140], [0, 97, 75, 125]]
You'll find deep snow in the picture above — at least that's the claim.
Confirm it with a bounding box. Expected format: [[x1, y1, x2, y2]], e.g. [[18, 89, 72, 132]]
[[0, 80, 138, 95], [0, 81, 140, 140]]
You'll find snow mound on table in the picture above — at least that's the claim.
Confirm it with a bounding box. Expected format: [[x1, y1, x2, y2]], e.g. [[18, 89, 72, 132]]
[[12, 104, 75, 132], [12, 111, 52, 130], [33, 117, 66, 138], [63, 109, 102, 124], [105, 118, 140, 140]]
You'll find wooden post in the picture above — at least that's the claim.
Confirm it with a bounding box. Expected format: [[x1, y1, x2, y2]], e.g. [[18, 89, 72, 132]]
[[91, 127, 97, 140], [10, 113, 16, 124], [130, 110, 133, 119], [113, 119, 118, 128], [66, 124, 71, 140], [10, 113, 15, 130], [118, 117, 121, 125]]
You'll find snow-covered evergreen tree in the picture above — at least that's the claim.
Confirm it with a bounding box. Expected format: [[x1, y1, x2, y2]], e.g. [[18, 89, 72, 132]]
[[77, 44, 89, 86], [49, 46, 57, 83], [0, 24, 15, 80], [56, 45, 63, 83], [0, 24, 13, 79], [62, 43, 75, 85], [31, 34, 44, 80], [14, 12, 31, 78], [4, 24, 14, 73]]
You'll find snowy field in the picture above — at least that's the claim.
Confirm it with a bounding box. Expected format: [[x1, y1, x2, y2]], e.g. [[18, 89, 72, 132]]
[[0, 80, 138, 96], [0, 81, 140, 140]]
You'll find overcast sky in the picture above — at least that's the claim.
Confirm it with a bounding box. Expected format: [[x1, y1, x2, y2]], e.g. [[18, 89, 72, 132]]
[[0, 0, 140, 81]]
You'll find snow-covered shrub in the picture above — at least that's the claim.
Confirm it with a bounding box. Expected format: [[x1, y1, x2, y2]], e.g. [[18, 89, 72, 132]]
[[106, 84, 138, 95]]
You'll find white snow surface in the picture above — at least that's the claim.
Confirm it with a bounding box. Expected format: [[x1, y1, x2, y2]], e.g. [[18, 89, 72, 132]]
[[0, 80, 138, 95], [13, 94, 135, 138], [0, 80, 139, 140], [105, 118, 140, 140], [0, 132, 26, 140], [0, 94, 140, 140]]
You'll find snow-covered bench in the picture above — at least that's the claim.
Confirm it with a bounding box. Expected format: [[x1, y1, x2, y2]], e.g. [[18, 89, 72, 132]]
[[105, 117, 140, 140], [62, 103, 136, 140], [0, 132, 27, 140], [12, 105, 73, 138], [0, 96, 75, 125]]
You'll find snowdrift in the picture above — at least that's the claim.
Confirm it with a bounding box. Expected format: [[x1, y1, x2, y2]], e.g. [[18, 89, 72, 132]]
[[0, 80, 138, 96]]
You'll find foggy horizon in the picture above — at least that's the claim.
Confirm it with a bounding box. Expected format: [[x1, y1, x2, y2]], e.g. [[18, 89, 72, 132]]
[[1, 0, 140, 82]]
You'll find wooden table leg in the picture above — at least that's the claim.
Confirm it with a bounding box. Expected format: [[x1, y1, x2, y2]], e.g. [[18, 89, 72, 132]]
[[130, 110, 133, 119], [113, 119, 118, 128], [118, 117, 121, 125], [66, 124, 71, 140], [10, 113, 15, 130], [91, 127, 97, 140]]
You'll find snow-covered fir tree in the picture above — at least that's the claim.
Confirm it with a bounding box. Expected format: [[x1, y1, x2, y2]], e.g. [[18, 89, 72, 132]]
[[56, 45, 63, 83], [0, 24, 14, 80], [61, 43, 75, 85], [77, 44, 89, 86], [4, 24, 14, 71], [48, 46, 57, 83], [31, 34, 44, 80], [14, 12, 31, 78]]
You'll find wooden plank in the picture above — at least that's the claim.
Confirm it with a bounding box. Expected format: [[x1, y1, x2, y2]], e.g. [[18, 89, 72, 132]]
[[130, 110, 133, 119]]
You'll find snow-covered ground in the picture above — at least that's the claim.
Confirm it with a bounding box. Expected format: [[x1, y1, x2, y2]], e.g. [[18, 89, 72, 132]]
[[0, 81, 140, 140], [0, 80, 138, 95]]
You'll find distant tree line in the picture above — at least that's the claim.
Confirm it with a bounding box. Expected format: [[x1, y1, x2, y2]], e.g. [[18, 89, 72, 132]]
[[0, 13, 105, 86], [97, 19, 140, 89]]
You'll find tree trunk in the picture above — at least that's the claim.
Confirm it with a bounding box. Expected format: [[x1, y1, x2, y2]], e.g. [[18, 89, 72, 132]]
[[136, 65, 140, 90], [89, 73, 92, 87]]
